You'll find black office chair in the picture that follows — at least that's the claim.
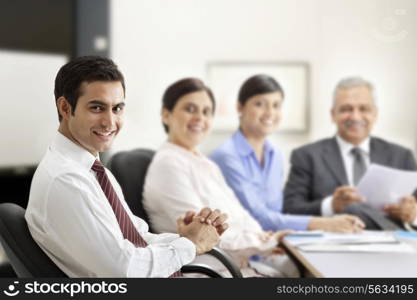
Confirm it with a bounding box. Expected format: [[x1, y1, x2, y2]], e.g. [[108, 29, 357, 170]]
[[108, 148, 243, 278], [0, 202, 224, 278], [0, 203, 67, 277]]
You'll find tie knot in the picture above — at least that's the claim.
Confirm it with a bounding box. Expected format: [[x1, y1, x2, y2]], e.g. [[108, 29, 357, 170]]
[[351, 147, 362, 156], [91, 160, 105, 173]]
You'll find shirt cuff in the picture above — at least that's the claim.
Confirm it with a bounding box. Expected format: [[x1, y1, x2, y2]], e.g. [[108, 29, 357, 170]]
[[171, 237, 197, 266], [284, 215, 312, 231], [321, 196, 334, 216]]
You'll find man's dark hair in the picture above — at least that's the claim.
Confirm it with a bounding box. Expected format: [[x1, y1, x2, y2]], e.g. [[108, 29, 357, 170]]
[[162, 77, 215, 133], [238, 74, 284, 106], [54, 56, 125, 121]]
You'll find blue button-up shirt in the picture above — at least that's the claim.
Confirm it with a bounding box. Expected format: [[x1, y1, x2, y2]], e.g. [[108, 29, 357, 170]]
[[210, 130, 311, 231]]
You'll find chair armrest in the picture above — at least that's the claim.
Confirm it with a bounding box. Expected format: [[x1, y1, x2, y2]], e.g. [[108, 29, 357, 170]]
[[207, 247, 243, 278], [181, 263, 223, 278], [0, 260, 17, 277]]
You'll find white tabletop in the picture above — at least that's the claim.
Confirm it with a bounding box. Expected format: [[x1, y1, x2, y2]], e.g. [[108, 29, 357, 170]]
[[283, 235, 417, 278]]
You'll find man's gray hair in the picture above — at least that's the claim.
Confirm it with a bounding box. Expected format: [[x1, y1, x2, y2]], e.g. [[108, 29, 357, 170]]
[[332, 76, 377, 108]]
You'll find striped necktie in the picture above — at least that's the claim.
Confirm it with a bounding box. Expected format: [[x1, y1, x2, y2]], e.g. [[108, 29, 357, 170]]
[[91, 160, 182, 277]]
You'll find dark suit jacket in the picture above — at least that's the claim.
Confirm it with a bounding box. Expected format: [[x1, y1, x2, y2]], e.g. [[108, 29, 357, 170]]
[[283, 136, 417, 215]]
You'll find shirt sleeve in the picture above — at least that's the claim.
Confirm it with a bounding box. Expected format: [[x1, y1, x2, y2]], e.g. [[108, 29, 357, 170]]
[[34, 173, 195, 277], [143, 155, 203, 234], [211, 153, 311, 231], [321, 195, 335, 216]]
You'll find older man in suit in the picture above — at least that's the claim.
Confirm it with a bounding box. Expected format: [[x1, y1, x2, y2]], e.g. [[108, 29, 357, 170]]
[[284, 77, 417, 230]]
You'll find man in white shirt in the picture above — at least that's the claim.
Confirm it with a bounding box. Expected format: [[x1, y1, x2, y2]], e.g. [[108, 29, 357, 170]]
[[284, 77, 417, 230], [25, 56, 227, 277]]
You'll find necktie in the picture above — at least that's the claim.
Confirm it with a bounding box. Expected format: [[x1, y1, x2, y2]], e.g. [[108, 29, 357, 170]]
[[91, 160, 182, 277], [351, 147, 366, 186]]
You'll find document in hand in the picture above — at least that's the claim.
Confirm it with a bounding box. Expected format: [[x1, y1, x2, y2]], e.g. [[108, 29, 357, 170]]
[[356, 164, 417, 210]]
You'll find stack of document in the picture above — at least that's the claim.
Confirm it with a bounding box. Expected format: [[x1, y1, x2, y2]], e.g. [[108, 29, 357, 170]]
[[285, 231, 416, 253]]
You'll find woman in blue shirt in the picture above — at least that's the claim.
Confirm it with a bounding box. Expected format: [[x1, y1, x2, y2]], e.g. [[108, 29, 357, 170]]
[[210, 74, 364, 233]]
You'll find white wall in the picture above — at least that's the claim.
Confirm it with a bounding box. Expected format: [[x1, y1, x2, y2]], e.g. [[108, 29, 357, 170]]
[[1, 0, 416, 170], [110, 0, 316, 160], [110, 0, 417, 175], [0, 51, 67, 168], [312, 0, 417, 150]]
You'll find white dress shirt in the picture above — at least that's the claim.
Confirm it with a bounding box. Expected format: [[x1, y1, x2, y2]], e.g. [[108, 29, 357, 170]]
[[143, 142, 296, 277], [25, 132, 195, 277], [321, 136, 370, 216]]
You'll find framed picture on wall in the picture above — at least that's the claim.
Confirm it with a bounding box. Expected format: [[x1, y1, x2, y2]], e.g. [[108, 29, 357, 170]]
[[206, 61, 309, 133]]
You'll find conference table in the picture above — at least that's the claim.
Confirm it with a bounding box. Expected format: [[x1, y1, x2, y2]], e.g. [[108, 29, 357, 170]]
[[282, 233, 417, 278]]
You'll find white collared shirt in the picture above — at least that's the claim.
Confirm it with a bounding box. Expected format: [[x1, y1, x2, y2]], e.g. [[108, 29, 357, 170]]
[[143, 142, 278, 268], [25, 132, 195, 277], [336, 135, 371, 186], [321, 135, 370, 216]]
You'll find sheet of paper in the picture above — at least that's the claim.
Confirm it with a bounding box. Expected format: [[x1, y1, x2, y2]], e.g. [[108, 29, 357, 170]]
[[285, 230, 397, 246], [298, 242, 416, 253], [286, 230, 324, 238], [356, 164, 417, 210], [285, 230, 417, 253]]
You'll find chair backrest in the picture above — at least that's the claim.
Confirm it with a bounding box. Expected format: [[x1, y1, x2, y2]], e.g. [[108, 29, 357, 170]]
[[108, 148, 155, 228], [0, 203, 67, 277]]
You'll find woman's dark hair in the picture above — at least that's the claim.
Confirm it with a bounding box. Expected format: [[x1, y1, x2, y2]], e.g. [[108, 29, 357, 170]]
[[54, 56, 125, 121], [161, 77, 215, 132], [238, 74, 284, 106]]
